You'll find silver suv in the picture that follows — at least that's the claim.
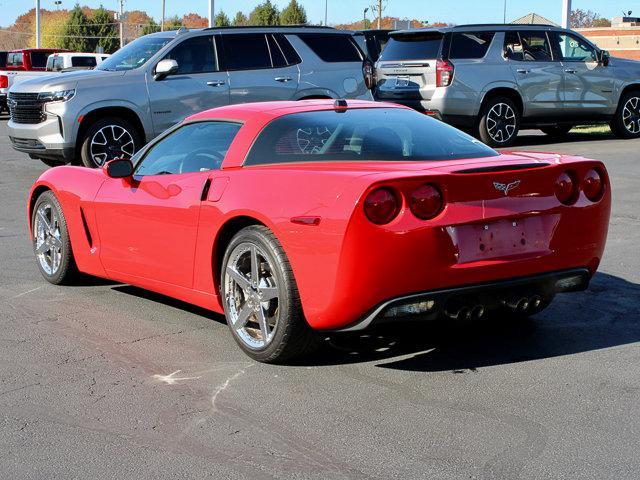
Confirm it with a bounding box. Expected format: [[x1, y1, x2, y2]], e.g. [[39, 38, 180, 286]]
[[374, 24, 640, 147], [8, 26, 372, 167]]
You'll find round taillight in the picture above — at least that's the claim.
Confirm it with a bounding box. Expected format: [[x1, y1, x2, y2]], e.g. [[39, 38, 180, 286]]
[[410, 184, 443, 220], [364, 187, 400, 225], [582, 168, 604, 202], [555, 171, 578, 205]]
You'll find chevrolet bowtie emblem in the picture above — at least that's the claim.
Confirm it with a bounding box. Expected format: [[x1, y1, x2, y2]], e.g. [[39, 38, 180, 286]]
[[493, 180, 521, 195]]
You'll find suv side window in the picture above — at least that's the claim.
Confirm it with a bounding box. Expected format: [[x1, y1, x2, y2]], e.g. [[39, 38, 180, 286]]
[[296, 33, 363, 62], [553, 32, 597, 62], [516, 31, 554, 62], [449, 32, 495, 59], [221, 34, 272, 70], [162, 35, 218, 74], [135, 122, 242, 176], [274, 34, 302, 65]]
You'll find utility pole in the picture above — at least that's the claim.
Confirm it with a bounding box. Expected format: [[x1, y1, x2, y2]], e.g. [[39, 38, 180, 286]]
[[562, 0, 571, 28], [119, 0, 124, 49], [208, 0, 215, 28], [35, 0, 41, 48], [161, 0, 165, 31], [363, 7, 368, 27], [324, 0, 327, 26], [503, 0, 507, 23], [377, 0, 382, 29]]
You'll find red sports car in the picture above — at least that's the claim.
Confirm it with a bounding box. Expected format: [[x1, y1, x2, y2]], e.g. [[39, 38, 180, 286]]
[[28, 100, 610, 362]]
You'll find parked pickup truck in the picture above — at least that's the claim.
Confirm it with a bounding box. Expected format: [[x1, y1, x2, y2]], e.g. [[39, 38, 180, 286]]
[[8, 26, 373, 168], [46, 52, 110, 72], [0, 48, 70, 99]]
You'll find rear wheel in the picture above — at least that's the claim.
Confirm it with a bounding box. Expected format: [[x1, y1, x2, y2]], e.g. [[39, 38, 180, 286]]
[[79, 117, 141, 168], [610, 91, 640, 139], [221, 226, 318, 363], [540, 125, 573, 137], [31, 191, 77, 285], [477, 96, 520, 147]]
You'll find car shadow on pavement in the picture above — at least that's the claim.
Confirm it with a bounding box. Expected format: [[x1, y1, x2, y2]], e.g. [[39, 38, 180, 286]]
[[511, 130, 616, 148], [304, 272, 640, 371]]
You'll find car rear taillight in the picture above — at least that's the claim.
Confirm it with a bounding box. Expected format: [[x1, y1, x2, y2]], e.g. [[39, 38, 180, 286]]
[[0, 75, 7, 89], [410, 184, 443, 220], [436, 59, 454, 87], [364, 187, 400, 225], [363, 59, 377, 90], [582, 168, 604, 202], [555, 171, 578, 205]]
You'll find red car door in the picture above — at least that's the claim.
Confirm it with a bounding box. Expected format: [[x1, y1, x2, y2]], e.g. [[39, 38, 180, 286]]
[[92, 120, 242, 288]]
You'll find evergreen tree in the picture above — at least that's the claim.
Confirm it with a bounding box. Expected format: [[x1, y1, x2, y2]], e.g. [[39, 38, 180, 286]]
[[214, 11, 231, 27], [248, 0, 280, 26], [164, 15, 183, 31], [61, 4, 91, 52], [280, 0, 307, 25], [232, 11, 248, 26], [141, 19, 161, 36], [90, 5, 118, 53]]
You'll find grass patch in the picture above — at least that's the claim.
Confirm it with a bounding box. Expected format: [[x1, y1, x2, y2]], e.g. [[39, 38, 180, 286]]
[[571, 124, 612, 135]]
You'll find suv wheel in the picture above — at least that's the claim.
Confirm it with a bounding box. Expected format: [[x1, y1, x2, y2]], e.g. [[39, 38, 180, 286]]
[[221, 225, 319, 363], [478, 96, 520, 147], [80, 117, 141, 168], [540, 125, 573, 137], [611, 91, 640, 139]]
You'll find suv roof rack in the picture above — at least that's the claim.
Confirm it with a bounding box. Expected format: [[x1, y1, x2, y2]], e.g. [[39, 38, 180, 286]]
[[202, 25, 335, 31]]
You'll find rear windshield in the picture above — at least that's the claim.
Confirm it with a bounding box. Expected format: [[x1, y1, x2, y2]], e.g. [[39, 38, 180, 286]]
[[244, 107, 497, 165], [0, 53, 6, 68], [71, 56, 97, 67], [30, 51, 50, 68], [380, 33, 443, 61]]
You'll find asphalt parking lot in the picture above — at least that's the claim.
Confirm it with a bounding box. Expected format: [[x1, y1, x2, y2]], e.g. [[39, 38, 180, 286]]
[[1, 114, 638, 480]]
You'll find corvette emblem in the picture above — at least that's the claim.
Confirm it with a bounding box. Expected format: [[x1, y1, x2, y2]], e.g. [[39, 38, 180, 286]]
[[493, 180, 521, 195]]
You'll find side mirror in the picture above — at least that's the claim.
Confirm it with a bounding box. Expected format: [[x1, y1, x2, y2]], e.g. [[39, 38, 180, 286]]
[[597, 50, 610, 66], [103, 158, 133, 178], [154, 59, 179, 80]]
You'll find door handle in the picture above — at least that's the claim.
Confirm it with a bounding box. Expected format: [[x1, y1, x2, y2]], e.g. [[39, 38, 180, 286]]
[[564, 69, 577, 74], [516, 68, 530, 74], [274, 76, 292, 83], [207, 80, 226, 87]]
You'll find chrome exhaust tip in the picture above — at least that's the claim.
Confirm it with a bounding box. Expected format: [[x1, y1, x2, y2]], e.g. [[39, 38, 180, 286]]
[[471, 305, 485, 319]]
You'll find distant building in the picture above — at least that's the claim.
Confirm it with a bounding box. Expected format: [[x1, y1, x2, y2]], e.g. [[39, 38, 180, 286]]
[[578, 17, 640, 61], [511, 13, 558, 26]]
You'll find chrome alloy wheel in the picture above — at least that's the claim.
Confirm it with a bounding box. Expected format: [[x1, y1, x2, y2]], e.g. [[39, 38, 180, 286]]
[[486, 102, 517, 143], [89, 125, 135, 166], [224, 243, 280, 350], [34, 202, 63, 275], [622, 96, 640, 134]]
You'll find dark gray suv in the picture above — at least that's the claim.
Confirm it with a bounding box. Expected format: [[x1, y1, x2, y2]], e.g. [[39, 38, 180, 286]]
[[374, 24, 640, 146]]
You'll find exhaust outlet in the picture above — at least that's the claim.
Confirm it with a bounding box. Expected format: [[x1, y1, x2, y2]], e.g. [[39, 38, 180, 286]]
[[529, 295, 542, 310], [471, 305, 485, 319]]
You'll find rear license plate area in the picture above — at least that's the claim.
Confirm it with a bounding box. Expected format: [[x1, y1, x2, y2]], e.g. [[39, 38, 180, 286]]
[[447, 217, 555, 264], [394, 75, 411, 88]]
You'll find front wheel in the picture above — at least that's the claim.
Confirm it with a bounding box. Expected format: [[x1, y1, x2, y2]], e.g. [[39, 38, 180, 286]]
[[610, 91, 640, 139], [79, 117, 141, 168], [31, 191, 77, 284], [477, 96, 520, 147], [221, 226, 318, 363]]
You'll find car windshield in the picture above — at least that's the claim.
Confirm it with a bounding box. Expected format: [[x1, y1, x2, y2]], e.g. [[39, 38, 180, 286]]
[[98, 36, 172, 71], [245, 107, 498, 165]]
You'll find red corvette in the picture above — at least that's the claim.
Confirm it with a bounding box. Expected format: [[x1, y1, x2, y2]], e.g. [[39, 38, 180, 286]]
[[28, 100, 610, 362]]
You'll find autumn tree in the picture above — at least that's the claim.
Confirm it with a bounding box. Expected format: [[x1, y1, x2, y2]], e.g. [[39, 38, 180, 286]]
[[182, 13, 208, 28], [248, 0, 280, 26], [570, 9, 611, 28], [61, 4, 91, 52], [214, 12, 231, 27], [233, 11, 248, 26], [280, 0, 307, 25], [164, 15, 183, 31]]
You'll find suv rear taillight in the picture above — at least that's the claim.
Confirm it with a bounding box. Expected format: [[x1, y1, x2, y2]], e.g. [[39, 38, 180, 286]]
[[0, 75, 7, 89], [436, 59, 454, 87], [363, 59, 376, 90], [364, 187, 400, 225]]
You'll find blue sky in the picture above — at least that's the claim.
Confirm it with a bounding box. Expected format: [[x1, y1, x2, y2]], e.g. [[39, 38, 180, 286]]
[[2, 0, 635, 27]]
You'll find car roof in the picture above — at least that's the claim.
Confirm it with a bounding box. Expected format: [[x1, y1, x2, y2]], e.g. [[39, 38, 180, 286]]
[[392, 23, 570, 36], [145, 25, 347, 39]]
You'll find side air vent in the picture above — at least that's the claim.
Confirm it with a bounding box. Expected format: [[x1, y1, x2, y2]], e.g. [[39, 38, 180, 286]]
[[455, 163, 550, 174], [79, 207, 93, 248]]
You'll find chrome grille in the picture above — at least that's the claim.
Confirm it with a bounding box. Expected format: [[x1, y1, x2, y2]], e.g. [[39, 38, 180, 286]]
[[8, 92, 45, 124]]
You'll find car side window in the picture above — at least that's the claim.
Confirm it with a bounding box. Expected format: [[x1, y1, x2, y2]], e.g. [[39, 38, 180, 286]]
[[516, 31, 554, 62], [449, 32, 495, 59], [554, 33, 597, 62], [162, 35, 218, 74], [221, 34, 272, 70], [134, 122, 242, 176]]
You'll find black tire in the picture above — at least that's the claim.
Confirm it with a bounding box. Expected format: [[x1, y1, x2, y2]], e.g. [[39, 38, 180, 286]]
[[540, 125, 573, 137], [79, 116, 141, 168], [31, 190, 77, 285], [220, 225, 318, 363], [477, 96, 520, 147], [39, 158, 65, 168], [610, 90, 640, 139]]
